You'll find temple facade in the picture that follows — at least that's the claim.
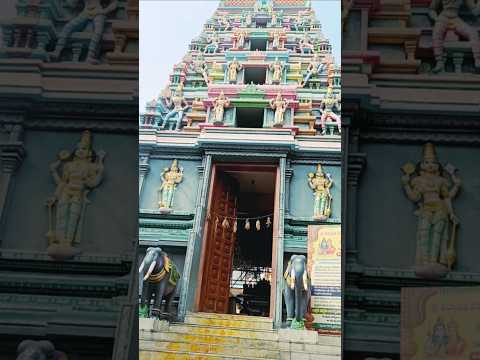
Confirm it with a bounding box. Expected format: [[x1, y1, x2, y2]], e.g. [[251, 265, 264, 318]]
[[139, 0, 342, 358], [343, 0, 480, 358], [0, 0, 138, 359]]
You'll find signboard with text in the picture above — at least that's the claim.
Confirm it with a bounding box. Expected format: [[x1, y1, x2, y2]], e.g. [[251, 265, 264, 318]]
[[307, 224, 342, 335]]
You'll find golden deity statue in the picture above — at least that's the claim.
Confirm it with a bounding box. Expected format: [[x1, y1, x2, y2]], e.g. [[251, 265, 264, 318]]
[[269, 92, 289, 127], [401, 143, 461, 278], [46, 130, 106, 259], [308, 164, 333, 220], [269, 58, 284, 84], [158, 159, 184, 212], [227, 58, 242, 83], [212, 91, 231, 125]]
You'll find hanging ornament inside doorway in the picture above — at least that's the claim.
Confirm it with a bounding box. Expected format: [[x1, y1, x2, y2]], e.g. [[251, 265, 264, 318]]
[[245, 218, 251, 231], [266, 217, 272, 228], [215, 217, 219, 228], [256, 219, 261, 231], [222, 218, 230, 229], [233, 220, 238, 233]]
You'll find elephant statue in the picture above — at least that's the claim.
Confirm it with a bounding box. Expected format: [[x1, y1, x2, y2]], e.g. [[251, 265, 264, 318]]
[[139, 247, 180, 319], [16, 340, 67, 360], [283, 254, 311, 329]]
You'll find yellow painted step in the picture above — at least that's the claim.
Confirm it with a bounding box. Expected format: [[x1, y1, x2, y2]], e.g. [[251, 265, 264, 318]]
[[140, 339, 280, 358], [141, 329, 280, 349], [188, 312, 272, 323], [169, 323, 278, 341], [139, 350, 277, 360], [185, 315, 273, 330]]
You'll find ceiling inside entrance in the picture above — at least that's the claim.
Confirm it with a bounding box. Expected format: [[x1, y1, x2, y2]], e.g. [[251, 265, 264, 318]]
[[226, 170, 275, 194]]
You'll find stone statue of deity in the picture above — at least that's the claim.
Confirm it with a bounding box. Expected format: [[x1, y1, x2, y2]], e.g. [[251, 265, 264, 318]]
[[308, 164, 333, 220], [158, 160, 184, 212], [46, 130, 106, 260], [227, 58, 242, 83], [298, 32, 315, 54], [269, 92, 289, 127], [204, 32, 220, 54], [270, 29, 285, 50], [401, 143, 461, 278], [191, 55, 210, 85], [269, 58, 284, 84], [161, 84, 189, 131], [212, 91, 231, 125], [318, 84, 341, 135], [232, 28, 248, 49], [301, 53, 327, 87], [51, 0, 118, 64], [429, 0, 480, 72]]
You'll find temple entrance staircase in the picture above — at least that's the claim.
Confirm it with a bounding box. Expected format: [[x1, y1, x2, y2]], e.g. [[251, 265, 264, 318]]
[[139, 312, 341, 359]]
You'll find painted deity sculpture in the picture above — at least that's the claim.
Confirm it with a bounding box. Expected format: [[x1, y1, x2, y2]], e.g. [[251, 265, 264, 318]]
[[191, 55, 210, 85], [301, 53, 327, 87], [158, 160, 183, 212], [298, 32, 315, 54], [401, 143, 461, 278], [429, 0, 480, 72], [139, 247, 180, 319], [204, 32, 220, 54], [161, 84, 189, 130], [254, 0, 273, 14], [308, 164, 333, 220], [51, 0, 118, 64], [283, 255, 311, 329], [269, 92, 289, 127], [269, 58, 284, 84], [227, 58, 242, 83], [46, 130, 105, 260], [212, 91, 231, 125], [232, 28, 248, 49], [270, 29, 285, 50], [319, 84, 341, 135]]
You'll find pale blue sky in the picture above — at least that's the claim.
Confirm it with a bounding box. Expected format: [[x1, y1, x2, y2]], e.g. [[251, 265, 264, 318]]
[[140, 0, 340, 110]]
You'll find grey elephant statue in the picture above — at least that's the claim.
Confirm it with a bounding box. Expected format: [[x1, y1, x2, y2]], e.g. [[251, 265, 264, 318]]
[[16, 340, 67, 360], [139, 247, 180, 319], [283, 254, 311, 329]]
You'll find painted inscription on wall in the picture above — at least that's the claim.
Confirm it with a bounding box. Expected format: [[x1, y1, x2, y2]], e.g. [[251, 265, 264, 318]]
[[307, 224, 341, 335]]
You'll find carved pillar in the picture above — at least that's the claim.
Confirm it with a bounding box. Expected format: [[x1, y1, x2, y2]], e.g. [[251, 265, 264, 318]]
[[138, 155, 150, 196], [274, 156, 286, 328], [284, 164, 293, 215], [178, 155, 212, 321], [0, 124, 26, 239]]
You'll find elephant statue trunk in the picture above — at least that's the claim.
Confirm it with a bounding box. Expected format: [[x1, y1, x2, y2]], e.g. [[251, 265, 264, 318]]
[[16, 340, 66, 360], [283, 254, 311, 330], [139, 247, 180, 320]]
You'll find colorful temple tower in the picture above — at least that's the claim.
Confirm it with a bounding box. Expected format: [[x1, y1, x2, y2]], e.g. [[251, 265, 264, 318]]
[[139, 0, 341, 358]]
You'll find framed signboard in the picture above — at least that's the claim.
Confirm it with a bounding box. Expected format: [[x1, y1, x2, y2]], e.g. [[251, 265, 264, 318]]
[[307, 224, 342, 335]]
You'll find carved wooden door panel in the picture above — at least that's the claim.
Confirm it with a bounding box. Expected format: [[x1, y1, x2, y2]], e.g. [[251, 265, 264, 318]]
[[199, 171, 238, 313]]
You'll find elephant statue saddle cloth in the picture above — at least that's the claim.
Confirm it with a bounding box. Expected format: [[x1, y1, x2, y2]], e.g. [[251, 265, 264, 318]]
[[148, 255, 180, 287]]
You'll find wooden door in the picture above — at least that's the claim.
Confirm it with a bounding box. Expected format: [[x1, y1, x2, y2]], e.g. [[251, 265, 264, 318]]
[[199, 171, 238, 313]]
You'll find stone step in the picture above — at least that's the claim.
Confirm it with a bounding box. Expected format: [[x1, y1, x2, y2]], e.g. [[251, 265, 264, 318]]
[[169, 323, 279, 341], [187, 311, 272, 323], [140, 328, 280, 349], [140, 339, 280, 358], [139, 349, 277, 360], [185, 314, 273, 330]]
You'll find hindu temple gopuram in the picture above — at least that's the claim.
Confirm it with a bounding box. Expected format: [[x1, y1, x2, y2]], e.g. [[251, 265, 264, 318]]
[[342, 0, 480, 358], [139, 0, 342, 358]]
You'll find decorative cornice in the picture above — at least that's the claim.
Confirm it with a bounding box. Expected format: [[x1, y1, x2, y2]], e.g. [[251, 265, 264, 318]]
[[347, 152, 367, 186]]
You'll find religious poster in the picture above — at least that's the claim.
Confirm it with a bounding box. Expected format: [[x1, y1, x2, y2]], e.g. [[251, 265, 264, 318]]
[[401, 287, 480, 360], [307, 224, 342, 335]]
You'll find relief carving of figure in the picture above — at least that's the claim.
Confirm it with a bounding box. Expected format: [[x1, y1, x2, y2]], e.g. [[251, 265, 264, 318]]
[[158, 160, 183, 212], [401, 143, 461, 278], [298, 32, 315, 54], [232, 28, 248, 49], [161, 84, 189, 130], [301, 53, 327, 87], [204, 32, 221, 54], [269, 58, 284, 84], [51, 0, 118, 64], [270, 29, 284, 50], [308, 164, 333, 220], [212, 91, 231, 125], [191, 55, 210, 85], [429, 0, 480, 72], [269, 92, 289, 127], [46, 130, 105, 260], [227, 57, 242, 83], [318, 84, 341, 135]]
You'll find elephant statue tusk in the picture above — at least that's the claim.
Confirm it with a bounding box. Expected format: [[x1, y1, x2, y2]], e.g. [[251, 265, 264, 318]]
[[290, 267, 296, 290], [144, 261, 156, 281], [303, 270, 308, 291], [139, 259, 145, 273]]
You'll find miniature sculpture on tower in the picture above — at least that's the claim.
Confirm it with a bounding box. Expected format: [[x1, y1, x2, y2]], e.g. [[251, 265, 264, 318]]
[[270, 92, 289, 127], [46, 130, 106, 260], [401, 143, 461, 278], [158, 160, 184, 213], [212, 91, 231, 125]]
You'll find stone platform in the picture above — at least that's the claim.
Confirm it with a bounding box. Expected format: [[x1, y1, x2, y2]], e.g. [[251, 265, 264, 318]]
[[139, 312, 341, 359]]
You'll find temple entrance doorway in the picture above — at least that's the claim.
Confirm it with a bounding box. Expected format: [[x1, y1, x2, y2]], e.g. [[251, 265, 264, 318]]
[[196, 164, 277, 318]]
